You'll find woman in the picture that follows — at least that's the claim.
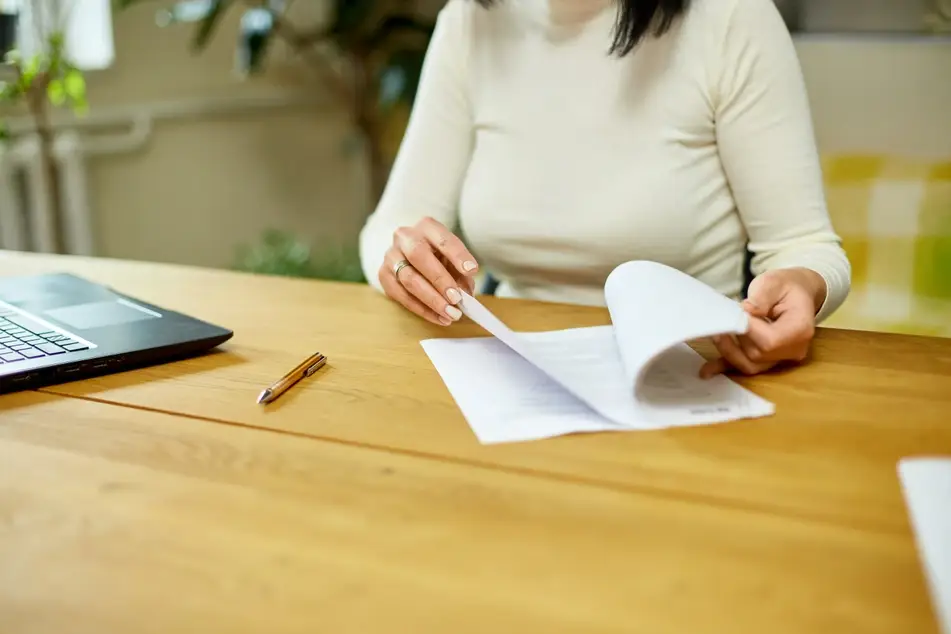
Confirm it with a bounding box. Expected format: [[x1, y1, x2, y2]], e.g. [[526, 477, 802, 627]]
[[359, 0, 851, 378]]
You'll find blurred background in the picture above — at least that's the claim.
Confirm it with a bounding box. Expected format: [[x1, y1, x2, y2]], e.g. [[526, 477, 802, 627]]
[[0, 0, 949, 336]]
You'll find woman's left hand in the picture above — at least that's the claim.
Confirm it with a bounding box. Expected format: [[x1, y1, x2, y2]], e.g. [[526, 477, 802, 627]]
[[700, 267, 827, 378]]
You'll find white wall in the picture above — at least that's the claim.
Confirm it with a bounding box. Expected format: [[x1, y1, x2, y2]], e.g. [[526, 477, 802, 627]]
[[795, 36, 951, 157], [43, 6, 951, 269]]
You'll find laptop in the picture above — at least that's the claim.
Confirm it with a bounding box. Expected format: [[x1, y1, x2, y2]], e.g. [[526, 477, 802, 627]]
[[0, 272, 233, 394]]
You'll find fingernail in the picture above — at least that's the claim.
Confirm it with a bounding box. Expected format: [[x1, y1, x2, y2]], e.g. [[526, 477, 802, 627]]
[[445, 288, 461, 304], [445, 305, 462, 321], [462, 260, 478, 272], [438, 316, 452, 326]]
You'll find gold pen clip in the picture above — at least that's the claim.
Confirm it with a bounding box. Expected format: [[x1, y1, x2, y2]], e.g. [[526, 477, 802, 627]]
[[304, 354, 327, 377]]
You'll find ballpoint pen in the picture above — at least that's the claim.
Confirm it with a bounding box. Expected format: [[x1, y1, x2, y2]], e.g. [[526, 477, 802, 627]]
[[257, 352, 327, 404]]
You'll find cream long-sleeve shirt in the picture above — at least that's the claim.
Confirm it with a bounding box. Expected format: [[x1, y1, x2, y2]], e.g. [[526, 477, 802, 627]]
[[359, 0, 851, 322]]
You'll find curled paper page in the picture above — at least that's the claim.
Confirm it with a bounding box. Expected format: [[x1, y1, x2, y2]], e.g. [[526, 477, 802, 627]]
[[603, 261, 751, 396]]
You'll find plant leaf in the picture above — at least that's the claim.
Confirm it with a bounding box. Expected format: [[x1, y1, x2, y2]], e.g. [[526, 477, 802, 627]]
[[47, 78, 66, 105], [63, 69, 86, 101], [234, 229, 366, 283], [112, 0, 160, 9], [20, 54, 41, 89], [63, 68, 88, 114], [235, 7, 274, 75], [0, 79, 20, 101], [329, 0, 375, 42], [193, 0, 230, 51], [376, 48, 426, 110], [363, 14, 435, 52]]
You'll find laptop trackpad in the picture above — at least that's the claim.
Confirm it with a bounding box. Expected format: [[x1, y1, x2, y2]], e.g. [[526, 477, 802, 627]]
[[44, 299, 161, 330]]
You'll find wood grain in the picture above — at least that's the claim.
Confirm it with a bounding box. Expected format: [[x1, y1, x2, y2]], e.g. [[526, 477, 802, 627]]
[[0, 393, 940, 634], [3, 252, 951, 535]]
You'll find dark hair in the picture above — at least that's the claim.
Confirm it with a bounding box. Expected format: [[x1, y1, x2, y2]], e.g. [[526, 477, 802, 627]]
[[473, 0, 690, 56]]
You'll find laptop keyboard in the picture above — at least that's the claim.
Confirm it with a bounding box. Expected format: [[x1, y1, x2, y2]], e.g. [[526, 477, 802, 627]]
[[0, 308, 89, 364]]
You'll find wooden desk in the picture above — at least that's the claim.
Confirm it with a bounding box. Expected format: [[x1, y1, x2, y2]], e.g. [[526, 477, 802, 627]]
[[1, 251, 949, 632], [0, 393, 938, 633], [3, 251, 950, 529]]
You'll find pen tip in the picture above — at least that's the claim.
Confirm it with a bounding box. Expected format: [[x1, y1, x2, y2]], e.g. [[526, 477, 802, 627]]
[[257, 389, 271, 404]]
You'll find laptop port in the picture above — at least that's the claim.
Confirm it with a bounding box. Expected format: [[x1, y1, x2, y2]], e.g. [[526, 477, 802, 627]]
[[59, 364, 84, 375]]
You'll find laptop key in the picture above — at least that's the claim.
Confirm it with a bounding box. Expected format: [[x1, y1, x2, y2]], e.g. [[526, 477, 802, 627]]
[[19, 348, 46, 359], [35, 342, 66, 355], [0, 352, 25, 362], [62, 342, 89, 352], [4, 314, 55, 335]]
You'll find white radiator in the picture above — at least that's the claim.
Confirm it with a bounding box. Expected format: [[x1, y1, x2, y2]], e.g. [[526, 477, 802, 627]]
[[0, 131, 95, 255], [0, 93, 325, 257]]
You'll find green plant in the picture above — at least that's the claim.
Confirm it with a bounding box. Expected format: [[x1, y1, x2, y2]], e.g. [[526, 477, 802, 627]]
[[115, 0, 436, 282], [117, 0, 435, 203], [0, 6, 89, 253], [234, 229, 366, 283]]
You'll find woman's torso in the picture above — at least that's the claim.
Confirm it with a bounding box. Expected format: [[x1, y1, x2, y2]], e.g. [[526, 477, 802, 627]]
[[457, 0, 748, 306]]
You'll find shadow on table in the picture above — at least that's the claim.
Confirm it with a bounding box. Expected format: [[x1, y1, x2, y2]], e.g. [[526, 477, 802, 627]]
[[31, 347, 249, 398], [0, 390, 67, 415]]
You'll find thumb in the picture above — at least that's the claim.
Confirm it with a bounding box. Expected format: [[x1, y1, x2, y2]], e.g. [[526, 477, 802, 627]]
[[744, 272, 785, 317]]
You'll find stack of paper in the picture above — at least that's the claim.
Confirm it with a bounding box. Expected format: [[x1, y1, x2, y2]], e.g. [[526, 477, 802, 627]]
[[421, 261, 775, 444]]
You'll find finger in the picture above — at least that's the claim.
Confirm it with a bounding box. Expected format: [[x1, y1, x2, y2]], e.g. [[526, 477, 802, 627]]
[[419, 217, 479, 278], [745, 273, 786, 317], [382, 247, 459, 324], [394, 227, 465, 305], [393, 258, 464, 323], [380, 269, 452, 326], [745, 312, 814, 356], [699, 356, 729, 379], [712, 334, 767, 376], [737, 333, 769, 364], [742, 299, 770, 320], [438, 252, 476, 295]]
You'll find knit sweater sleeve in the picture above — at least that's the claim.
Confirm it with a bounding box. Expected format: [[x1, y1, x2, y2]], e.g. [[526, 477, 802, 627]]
[[358, 0, 475, 292], [713, 0, 851, 322]]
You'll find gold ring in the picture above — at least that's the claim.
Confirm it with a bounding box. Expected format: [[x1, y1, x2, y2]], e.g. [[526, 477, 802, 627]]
[[393, 259, 411, 279]]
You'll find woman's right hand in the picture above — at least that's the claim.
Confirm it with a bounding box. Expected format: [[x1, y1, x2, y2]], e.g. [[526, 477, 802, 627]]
[[378, 216, 480, 326]]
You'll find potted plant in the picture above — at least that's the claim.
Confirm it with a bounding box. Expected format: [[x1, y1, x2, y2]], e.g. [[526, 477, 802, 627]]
[[116, 0, 436, 280], [159, 0, 437, 202]]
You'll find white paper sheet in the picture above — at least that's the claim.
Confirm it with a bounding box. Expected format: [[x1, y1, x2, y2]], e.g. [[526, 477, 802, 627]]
[[898, 457, 951, 634], [421, 260, 775, 444], [420, 334, 619, 444], [604, 261, 751, 392], [421, 324, 774, 444]]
